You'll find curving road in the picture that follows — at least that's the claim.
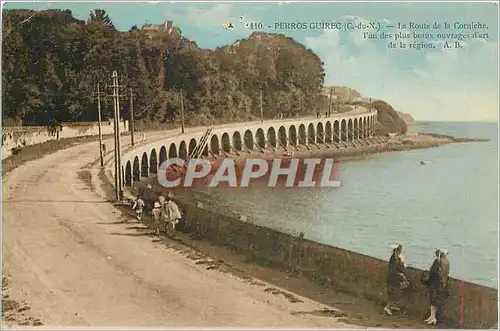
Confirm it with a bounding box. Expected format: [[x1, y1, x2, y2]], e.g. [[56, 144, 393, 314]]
[[2, 121, 367, 328]]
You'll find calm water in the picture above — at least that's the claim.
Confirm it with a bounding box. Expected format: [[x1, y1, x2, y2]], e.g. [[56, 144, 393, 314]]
[[200, 122, 498, 288]]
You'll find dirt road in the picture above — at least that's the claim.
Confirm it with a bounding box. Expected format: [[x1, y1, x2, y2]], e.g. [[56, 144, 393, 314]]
[[2, 134, 363, 329]]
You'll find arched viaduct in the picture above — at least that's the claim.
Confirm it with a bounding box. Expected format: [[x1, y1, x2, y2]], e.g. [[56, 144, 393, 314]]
[[120, 110, 377, 187]]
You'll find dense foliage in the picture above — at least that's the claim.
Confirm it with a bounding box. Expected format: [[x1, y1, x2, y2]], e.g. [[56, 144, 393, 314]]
[[2, 9, 326, 128]]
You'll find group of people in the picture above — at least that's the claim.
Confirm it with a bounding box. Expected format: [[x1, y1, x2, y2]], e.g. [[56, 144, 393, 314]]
[[132, 185, 183, 237], [384, 244, 450, 326], [316, 111, 330, 118]]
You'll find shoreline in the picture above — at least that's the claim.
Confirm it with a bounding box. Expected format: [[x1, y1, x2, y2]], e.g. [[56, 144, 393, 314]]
[[147, 131, 490, 232], [152, 132, 488, 189]]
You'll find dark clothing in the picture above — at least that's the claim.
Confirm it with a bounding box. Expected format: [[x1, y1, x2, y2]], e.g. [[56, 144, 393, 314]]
[[428, 258, 450, 306], [387, 253, 406, 302]]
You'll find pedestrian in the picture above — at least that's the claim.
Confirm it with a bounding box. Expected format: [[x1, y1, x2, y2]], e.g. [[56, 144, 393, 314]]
[[158, 194, 165, 209], [384, 244, 409, 315], [102, 143, 107, 156], [424, 248, 450, 325], [132, 197, 145, 221], [164, 193, 182, 237], [151, 202, 162, 235]]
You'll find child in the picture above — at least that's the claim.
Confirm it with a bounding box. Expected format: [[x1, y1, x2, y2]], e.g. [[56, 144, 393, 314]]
[[132, 197, 145, 221], [151, 202, 162, 235]]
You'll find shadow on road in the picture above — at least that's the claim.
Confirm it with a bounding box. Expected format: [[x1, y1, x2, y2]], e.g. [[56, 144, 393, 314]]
[[109, 232, 154, 238], [96, 220, 139, 225], [3, 199, 114, 203]]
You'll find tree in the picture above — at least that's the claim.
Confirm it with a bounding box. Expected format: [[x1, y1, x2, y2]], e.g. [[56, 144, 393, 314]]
[[87, 9, 114, 28], [3, 9, 352, 130]]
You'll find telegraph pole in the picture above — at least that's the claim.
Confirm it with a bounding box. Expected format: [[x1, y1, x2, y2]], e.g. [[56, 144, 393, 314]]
[[113, 71, 124, 200], [328, 87, 333, 117], [260, 89, 264, 122], [111, 73, 119, 201], [93, 83, 105, 168], [180, 88, 185, 134], [129, 88, 135, 146]]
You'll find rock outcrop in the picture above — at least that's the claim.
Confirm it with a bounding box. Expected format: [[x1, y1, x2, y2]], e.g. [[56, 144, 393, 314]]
[[396, 111, 415, 125]]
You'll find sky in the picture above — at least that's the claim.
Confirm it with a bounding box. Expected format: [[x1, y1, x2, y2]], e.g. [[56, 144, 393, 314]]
[[2, 1, 499, 122]]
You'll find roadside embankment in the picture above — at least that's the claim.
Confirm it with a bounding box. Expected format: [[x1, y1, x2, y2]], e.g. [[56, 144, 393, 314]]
[[130, 133, 494, 329], [133, 185, 498, 329]]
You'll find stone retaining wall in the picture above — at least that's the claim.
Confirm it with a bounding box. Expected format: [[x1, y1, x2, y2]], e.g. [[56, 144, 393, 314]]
[[143, 193, 497, 329], [2, 120, 129, 159]]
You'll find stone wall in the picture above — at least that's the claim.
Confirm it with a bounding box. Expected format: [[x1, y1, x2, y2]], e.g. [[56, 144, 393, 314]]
[[144, 192, 497, 329], [1, 120, 129, 159]]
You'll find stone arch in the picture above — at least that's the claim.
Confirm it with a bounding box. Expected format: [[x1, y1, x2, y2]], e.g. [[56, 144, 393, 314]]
[[168, 143, 177, 158], [267, 127, 277, 148], [221, 132, 231, 153], [348, 119, 353, 141], [179, 141, 188, 160], [278, 126, 287, 148], [125, 161, 132, 186], [159, 146, 167, 165], [122, 166, 125, 187], [298, 124, 306, 145], [317, 122, 324, 143], [141, 152, 149, 177], [354, 118, 359, 140], [256, 128, 265, 148], [188, 138, 197, 157], [232, 131, 243, 151], [244, 130, 254, 150], [307, 123, 315, 144], [210, 135, 220, 154], [334, 120, 340, 142], [150, 149, 158, 174], [341, 120, 347, 142], [359, 117, 365, 138], [133, 156, 140, 181], [325, 121, 332, 143], [289, 125, 297, 146], [202, 145, 209, 157]]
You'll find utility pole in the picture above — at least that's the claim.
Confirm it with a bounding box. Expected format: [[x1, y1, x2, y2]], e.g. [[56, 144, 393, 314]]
[[180, 88, 185, 134], [328, 87, 333, 117], [113, 71, 124, 201], [111, 74, 119, 201], [129, 88, 135, 146], [260, 89, 264, 122], [92, 83, 104, 168]]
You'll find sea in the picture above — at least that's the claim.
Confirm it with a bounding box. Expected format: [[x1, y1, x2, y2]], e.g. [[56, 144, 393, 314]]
[[196, 122, 498, 288]]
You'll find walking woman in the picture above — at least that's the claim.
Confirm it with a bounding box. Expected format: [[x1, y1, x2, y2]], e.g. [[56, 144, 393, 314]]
[[424, 248, 450, 325], [384, 244, 409, 315]]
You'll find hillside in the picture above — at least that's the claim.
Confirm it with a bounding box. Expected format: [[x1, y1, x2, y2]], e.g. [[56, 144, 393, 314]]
[[374, 101, 408, 135], [2, 8, 406, 135], [2, 9, 324, 127], [396, 111, 415, 124]]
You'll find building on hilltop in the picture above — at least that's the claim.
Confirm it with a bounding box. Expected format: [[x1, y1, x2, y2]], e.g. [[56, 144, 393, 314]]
[[142, 20, 181, 37]]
